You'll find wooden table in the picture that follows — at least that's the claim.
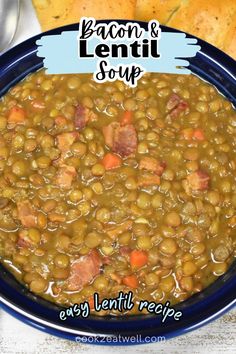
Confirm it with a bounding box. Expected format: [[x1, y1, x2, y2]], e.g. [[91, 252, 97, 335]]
[[0, 308, 235, 353]]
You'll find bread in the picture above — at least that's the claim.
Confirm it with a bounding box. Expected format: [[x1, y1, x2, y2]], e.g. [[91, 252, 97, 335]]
[[223, 12, 236, 59], [32, 0, 136, 31], [32, 0, 236, 59], [135, 0, 236, 59], [167, 0, 236, 52]]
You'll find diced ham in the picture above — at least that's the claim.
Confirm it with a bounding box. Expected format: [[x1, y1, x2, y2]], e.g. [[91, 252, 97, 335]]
[[186, 170, 210, 191], [67, 250, 102, 291], [139, 157, 166, 176], [56, 165, 77, 189], [74, 104, 97, 130], [166, 93, 189, 119], [56, 132, 78, 152], [17, 200, 37, 228], [113, 124, 137, 157], [103, 122, 137, 157]]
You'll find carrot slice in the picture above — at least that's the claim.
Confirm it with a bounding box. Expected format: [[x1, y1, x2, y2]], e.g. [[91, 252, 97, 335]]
[[123, 275, 138, 289], [8, 106, 26, 125], [130, 250, 148, 269], [193, 129, 205, 141], [88, 296, 95, 310], [101, 153, 122, 170], [120, 111, 133, 126]]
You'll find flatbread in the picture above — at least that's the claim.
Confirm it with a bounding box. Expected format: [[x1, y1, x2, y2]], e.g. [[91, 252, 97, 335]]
[[32, 0, 236, 59], [167, 0, 236, 51], [32, 0, 136, 31], [135, 0, 236, 59]]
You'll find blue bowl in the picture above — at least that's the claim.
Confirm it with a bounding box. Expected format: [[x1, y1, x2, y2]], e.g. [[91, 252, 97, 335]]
[[0, 21, 235, 344]]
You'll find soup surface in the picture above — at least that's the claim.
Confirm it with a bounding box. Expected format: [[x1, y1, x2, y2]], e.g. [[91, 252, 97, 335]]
[[0, 71, 235, 314]]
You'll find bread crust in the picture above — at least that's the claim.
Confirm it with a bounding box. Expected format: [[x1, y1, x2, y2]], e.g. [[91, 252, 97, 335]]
[[136, 0, 236, 59], [32, 0, 136, 31], [167, 0, 236, 52]]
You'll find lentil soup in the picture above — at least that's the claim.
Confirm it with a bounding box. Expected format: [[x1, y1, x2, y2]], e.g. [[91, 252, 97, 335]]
[[0, 71, 235, 315]]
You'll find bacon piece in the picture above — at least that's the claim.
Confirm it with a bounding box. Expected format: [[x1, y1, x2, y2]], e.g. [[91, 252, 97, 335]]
[[166, 93, 189, 119], [67, 250, 102, 291], [102, 122, 119, 148], [17, 230, 31, 248], [113, 124, 137, 157], [56, 132, 78, 152], [17, 229, 39, 249], [56, 165, 77, 189], [166, 93, 182, 111], [139, 157, 166, 176], [103, 122, 137, 157], [16, 200, 37, 228], [74, 104, 97, 130], [170, 101, 189, 119], [186, 170, 210, 191]]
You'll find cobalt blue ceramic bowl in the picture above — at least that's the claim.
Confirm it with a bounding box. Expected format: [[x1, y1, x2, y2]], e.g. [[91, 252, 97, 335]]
[[0, 21, 236, 345]]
